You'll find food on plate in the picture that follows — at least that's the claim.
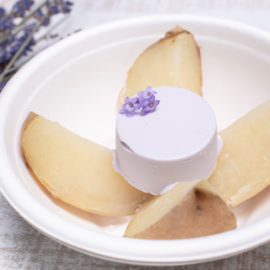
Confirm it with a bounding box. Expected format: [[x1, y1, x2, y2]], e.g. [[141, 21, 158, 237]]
[[121, 26, 202, 104], [21, 113, 150, 216], [208, 100, 270, 206], [124, 179, 237, 239], [20, 24, 270, 240], [116, 86, 223, 195]]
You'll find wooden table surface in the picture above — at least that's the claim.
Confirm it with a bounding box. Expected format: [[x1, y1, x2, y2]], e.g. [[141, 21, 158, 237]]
[[1, 0, 270, 269]]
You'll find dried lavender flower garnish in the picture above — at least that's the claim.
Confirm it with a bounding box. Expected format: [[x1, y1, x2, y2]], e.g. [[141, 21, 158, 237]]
[[120, 86, 160, 117], [137, 86, 157, 101], [120, 96, 141, 118], [141, 95, 160, 116]]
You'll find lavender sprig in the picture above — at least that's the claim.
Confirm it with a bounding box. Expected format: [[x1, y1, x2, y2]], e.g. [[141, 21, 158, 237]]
[[0, 17, 43, 82], [120, 86, 160, 117], [0, 0, 74, 93]]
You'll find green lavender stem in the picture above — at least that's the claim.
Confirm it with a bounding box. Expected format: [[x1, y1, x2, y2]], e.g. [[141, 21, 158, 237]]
[[5, 14, 69, 75], [0, 0, 49, 44], [0, 14, 46, 82]]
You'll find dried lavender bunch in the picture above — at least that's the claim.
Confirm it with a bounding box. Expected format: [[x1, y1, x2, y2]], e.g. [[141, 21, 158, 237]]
[[0, 0, 73, 92]]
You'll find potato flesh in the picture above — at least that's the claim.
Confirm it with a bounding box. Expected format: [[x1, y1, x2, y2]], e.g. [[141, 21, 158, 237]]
[[21, 115, 149, 216], [125, 179, 236, 239], [124, 26, 202, 99], [208, 100, 270, 206]]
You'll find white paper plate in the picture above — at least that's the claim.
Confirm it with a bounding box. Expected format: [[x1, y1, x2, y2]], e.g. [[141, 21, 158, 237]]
[[1, 15, 270, 266]]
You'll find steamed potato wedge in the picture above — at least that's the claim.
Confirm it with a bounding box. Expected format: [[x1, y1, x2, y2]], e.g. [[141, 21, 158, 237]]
[[125, 179, 236, 239], [209, 100, 270, 206], [122, 26, 202, 103], [21, 113, 150, 216]]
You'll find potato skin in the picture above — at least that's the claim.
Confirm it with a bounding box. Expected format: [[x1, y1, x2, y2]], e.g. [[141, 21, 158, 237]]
[[21, 113, 149, 216], [122, 25, 202, 104], [125, 180, 236, 239], [209, 100, 270, 206]]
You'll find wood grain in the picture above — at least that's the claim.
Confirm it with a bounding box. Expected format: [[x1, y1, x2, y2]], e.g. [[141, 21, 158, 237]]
[[1, 0, 270, 269]]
